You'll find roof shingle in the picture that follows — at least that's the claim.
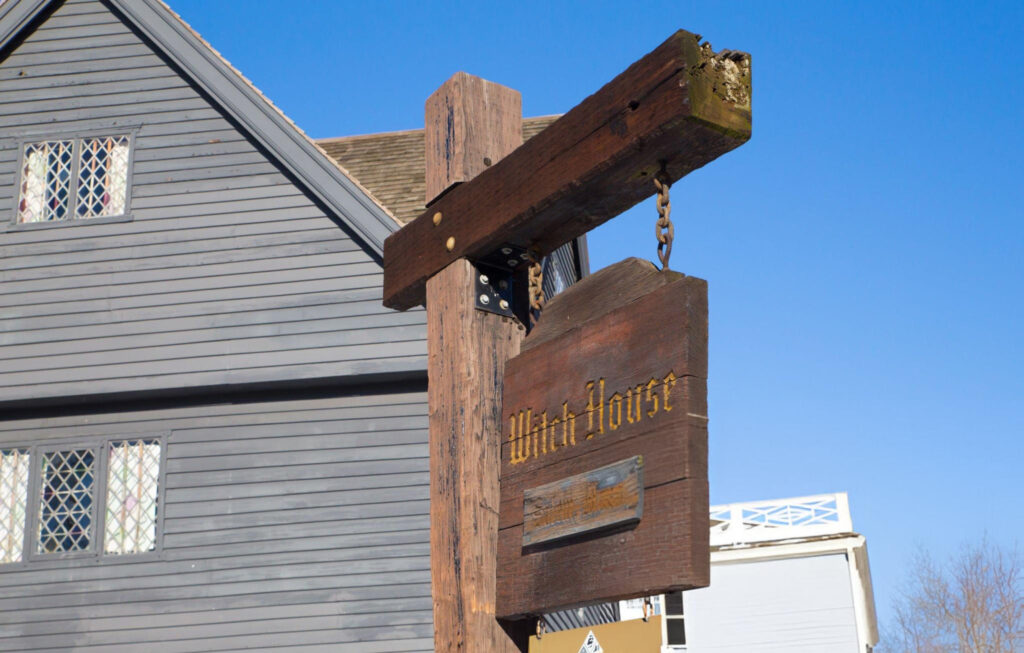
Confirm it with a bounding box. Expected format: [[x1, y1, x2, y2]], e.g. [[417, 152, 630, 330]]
[[317, 116, 560, 225]]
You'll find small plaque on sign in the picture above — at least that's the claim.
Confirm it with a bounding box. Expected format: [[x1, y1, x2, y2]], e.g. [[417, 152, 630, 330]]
[[523, 456, 643, 546]]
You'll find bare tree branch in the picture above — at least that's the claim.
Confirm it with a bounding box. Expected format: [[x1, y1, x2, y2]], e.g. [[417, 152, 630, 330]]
[[881, 538, 1023, 653]]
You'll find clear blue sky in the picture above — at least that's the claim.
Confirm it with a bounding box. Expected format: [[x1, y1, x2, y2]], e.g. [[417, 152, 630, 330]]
[[169, 0, 1023, 636]]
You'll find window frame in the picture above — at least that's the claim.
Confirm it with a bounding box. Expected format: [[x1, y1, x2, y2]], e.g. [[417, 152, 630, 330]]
[[660, 591, 687, 650], [0, 432, 168, 568], [28, 442, 103, 561], [7, 126, 138, 232]]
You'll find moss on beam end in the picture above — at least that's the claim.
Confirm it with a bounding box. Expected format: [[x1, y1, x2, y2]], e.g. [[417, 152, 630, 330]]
[[679, 31, 752, 141]]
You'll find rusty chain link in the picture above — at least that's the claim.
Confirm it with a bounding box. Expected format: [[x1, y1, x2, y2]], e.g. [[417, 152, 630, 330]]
[[527, 253, 544, 326], [655, 175, 674, 270]]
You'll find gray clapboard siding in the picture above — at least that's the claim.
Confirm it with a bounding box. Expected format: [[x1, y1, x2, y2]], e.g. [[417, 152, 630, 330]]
[[0, 66, 176, 92], [0, 386, 433, 652], [0, 582, 430, 626], [10, 31, 142, 54], [0, 76, 190, 110], [1, 238, 362, 284], [0, 325, 426, 376], [3, 214, 340, 259], [0, 0, 420, 406], [0, 306, 424, 359], [0, 256, 378, 306], [2, 246, 363, 292], [4, 599, 432, 642]]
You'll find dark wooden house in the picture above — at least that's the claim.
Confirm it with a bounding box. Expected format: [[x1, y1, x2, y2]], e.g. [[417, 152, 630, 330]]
[[0, 0, 583, 650]]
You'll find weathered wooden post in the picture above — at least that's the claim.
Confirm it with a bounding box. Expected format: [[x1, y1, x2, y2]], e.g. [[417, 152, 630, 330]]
[[423, 72, 535, 651], [385, 29, 752, 652]]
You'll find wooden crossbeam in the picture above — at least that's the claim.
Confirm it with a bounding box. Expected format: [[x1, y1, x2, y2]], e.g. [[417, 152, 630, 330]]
[[383, 29, 752, 310]]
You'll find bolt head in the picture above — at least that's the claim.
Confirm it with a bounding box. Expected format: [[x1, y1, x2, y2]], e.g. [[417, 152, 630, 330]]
[[479, 274, 489, 285], [499, 299, 509, 310], [507, 259, 518, 267], [446, 236, 455, 251], [501, 247, 513, 255], [479, 294, 490, 305]]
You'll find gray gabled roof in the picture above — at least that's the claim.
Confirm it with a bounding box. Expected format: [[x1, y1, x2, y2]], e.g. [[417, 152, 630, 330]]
[[0, 0, 398, 256]]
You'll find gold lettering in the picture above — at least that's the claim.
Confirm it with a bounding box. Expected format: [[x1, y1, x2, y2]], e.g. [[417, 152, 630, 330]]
[[509, 414, 522, 465], [532, 409, 540, 460], [663, 371, 677, 411], [511, 370, 675, 464], [539, 411, 548, 455], [609, 392, 623, 430], [585, 381, 597, 439], [646, 378, 659, 417], [517, 410, 530, 463], [563, 401, 576, 447]]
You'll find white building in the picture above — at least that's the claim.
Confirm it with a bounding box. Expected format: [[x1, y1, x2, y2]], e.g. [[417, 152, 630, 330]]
[[535, 493, 878, 652], [613, 492, 878, 653]]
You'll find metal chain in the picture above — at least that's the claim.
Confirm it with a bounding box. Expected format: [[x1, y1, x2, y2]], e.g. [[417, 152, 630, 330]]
[[655, 176, 674, 270], [527, 253, 544, 325]]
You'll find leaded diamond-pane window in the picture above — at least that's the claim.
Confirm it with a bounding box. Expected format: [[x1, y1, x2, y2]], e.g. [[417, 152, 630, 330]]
[[15, 135, 132, 225], [77, 136, 130, 218], [0, 449, 29, 564], [17, 141, 73, 223], [105, 440, 160, 555], [37, 449, 95, 554]]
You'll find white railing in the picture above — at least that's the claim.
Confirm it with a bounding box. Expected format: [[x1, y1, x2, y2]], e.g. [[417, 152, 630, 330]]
[[709, 492, 853, 547]]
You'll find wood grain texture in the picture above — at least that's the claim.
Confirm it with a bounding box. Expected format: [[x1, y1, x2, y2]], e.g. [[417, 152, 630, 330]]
[[496, 259, 710, 618], [424, 73, 522, 203], [424, 73, 534, 652], [383, 29, 752, 310], [427, 260, 528, 652]]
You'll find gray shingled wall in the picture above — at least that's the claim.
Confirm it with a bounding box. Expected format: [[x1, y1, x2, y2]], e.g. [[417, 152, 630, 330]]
[[0, 0, 425, 408]]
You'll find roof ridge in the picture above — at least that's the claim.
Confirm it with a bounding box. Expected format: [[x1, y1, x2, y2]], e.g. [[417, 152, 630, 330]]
[[317, 114, 563, 144], [317, 127, 426, 143]]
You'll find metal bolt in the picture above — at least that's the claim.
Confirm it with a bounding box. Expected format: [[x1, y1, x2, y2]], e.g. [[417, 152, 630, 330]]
[[479, 274, 489, 285], [479, 294, 490, 305], [501, 247, 513, 255], [432, 211, 442, 226], [499, 299, 509, 310], [507, 259, 518, 267], [446, 236, 455, 251], [520, 252, 530, 260]]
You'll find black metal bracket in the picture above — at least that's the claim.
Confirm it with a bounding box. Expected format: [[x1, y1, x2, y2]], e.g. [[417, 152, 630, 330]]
[[471, 243, 530, 318]]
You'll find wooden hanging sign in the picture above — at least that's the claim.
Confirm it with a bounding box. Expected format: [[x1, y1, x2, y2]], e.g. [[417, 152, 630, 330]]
[[496, 257, 710, 619]]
